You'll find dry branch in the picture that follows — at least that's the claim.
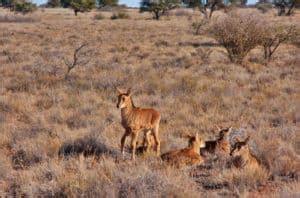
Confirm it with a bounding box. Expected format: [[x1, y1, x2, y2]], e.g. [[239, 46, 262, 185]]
[[63, 43, 90, 79]]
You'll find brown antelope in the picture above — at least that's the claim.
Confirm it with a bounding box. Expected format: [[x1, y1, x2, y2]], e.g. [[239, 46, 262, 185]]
[[161, 133, 206, 167], [229, 136, 260, 169], [200, 127, 232, 156], [116, 88, 161, 160]]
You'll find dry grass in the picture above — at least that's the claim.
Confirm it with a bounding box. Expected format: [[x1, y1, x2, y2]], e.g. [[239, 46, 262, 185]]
[[0, 7, 299, 197]]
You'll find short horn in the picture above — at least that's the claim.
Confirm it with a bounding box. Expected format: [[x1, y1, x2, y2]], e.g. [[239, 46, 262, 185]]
[[127, 88, 132, 96], [234, 137, 241, 143]]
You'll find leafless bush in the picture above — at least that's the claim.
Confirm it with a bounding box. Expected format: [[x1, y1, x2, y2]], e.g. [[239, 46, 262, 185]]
[[191, 18, 209, 35], [63, 43, 90, 79], [209, 11, 266, 64], [261, 25, 297, 61], [58, 137, 117, 158]]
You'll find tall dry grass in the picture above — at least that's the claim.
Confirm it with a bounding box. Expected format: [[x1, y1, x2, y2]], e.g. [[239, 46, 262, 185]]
[[0, 7, 299, 197]]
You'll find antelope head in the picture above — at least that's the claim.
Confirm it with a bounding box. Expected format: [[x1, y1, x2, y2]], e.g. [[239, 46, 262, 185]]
[[230, 136, 250, 157], [116, 88, 132, 109], [218, 126, 233, 139], [188, 133, 206, 151]]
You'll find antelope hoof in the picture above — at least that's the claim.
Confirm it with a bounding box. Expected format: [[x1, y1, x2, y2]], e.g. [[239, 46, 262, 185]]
[[131, 155, 136, 160], [156, 151, 160, 157]]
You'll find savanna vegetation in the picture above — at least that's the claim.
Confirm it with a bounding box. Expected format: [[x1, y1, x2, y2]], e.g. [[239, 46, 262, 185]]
[[0, 2, 299, 197]]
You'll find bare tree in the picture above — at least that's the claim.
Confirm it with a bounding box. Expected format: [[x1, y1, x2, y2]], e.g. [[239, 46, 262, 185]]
[[200, 0, 225, 19], [192, 18, 209, 35], [63, 43, 89, 79], [274, 0, 297, 16]]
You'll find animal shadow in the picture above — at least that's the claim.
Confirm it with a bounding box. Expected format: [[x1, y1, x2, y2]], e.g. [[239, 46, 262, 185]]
[[58, 137, 118, 158]]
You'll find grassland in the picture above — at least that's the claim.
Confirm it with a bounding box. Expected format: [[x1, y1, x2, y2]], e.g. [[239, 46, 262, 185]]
[[0, 7, 299, 197]]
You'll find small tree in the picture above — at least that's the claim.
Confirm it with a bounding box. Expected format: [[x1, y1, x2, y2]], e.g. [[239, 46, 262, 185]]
[[255, 2, 273, 13], [209, 11, 266, 64], [47, 0, 60, 7], [182, 0, 200, 7], [70, 0, 95, 16], [192, 18, 209, 35], [261, 25, 297, 61], [61, 0, 71, 7], [13, 0, 37, 14], [241, 0, 247, 6], [0, 0, 13, 7], [140, 0, 180, 20], [97, 0, 118, 7], [274, 0, 299, 16], [200, 0, 225, 19]]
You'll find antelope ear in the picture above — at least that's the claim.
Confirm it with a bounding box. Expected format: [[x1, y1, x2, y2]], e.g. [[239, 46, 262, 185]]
[[234, 137, 241, 143], [195, 133, 199, 140], [127, 88, 132, 96], [216, 125, 221, 132], [117, 87, 123, 94], [228, 126, 233, 132], [183, 133, 193, 139]]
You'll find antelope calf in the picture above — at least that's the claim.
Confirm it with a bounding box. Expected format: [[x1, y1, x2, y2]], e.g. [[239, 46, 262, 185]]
[[161, 133, 206, 167], [229, 136, 260, 169], [200, 127, 232, 156], [116, 88, 161, 160]]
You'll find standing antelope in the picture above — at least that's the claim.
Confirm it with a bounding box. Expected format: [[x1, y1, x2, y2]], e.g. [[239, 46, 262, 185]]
[[229, 136, 260, 169], [116, 88, 161, 160], [161, 133, 206, 167]]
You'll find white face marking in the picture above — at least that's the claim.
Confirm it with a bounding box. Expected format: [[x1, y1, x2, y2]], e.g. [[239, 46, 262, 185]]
[[119, 102, 126, 109]]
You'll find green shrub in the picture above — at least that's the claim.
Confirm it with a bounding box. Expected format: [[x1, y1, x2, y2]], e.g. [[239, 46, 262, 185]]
[[70, 0, 95, 16], [14, 1, 37, 14], [140, 0, 180, 20]]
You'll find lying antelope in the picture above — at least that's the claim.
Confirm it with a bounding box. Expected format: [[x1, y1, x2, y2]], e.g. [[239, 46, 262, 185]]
[[229, 136, 260, 169], [161, 133, 206, 167], [200, 127, 232, 156], [116, 88, 161, 160]]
